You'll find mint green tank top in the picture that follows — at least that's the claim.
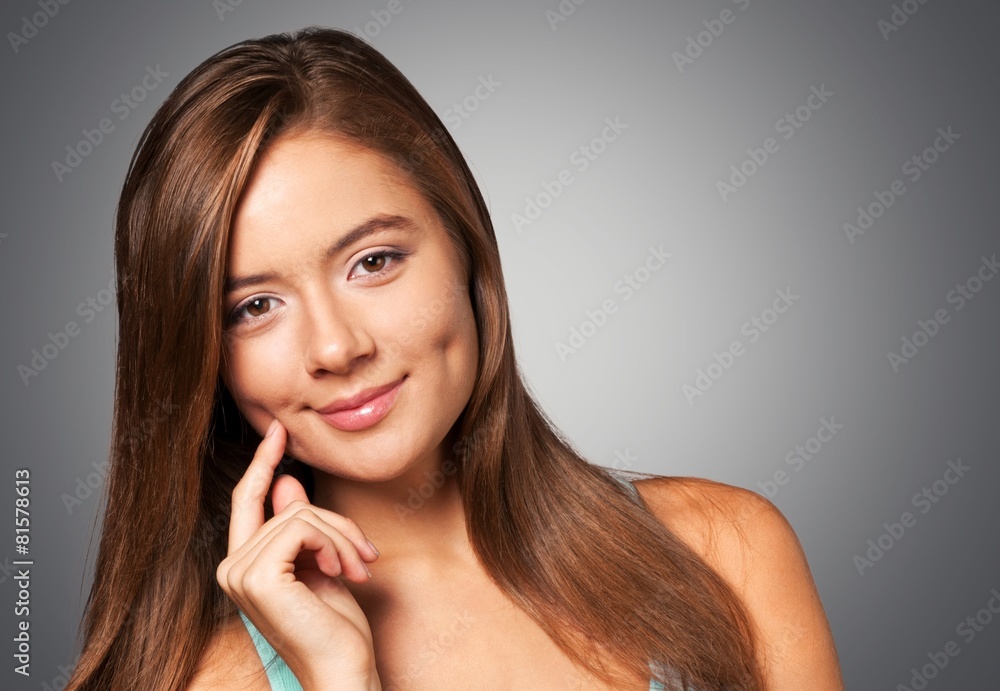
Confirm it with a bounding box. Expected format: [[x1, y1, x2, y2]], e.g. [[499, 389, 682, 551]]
[[237, 466, 672, 690]]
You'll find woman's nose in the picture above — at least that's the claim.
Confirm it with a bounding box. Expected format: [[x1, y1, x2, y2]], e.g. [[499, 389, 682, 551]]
[[302, 292, 374, 376]]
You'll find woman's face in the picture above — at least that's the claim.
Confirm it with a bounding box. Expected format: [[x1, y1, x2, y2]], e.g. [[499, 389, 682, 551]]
[[219, 131, 479, 482]]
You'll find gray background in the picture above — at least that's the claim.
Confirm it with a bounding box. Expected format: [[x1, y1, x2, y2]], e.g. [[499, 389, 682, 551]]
[[2, 0, 998, 688]]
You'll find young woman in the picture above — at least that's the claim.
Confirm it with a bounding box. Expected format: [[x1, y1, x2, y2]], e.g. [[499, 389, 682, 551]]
[[67, 27, 844, 691]]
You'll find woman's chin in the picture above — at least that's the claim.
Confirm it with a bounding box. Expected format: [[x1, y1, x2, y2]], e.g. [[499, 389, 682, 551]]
[[302, 456, 411, 484]]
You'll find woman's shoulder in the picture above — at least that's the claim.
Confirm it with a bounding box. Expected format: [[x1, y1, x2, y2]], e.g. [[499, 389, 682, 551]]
[[632, 475, 783, 545], [626, 472, 845, 689], [186, 614, 272, 690], [603, 468, 780, 546], [627, 473, 797, 584]]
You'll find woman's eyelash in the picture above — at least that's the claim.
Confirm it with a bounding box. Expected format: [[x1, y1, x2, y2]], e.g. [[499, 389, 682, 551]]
[[225, 249, 410, 327], [349, 249, 409, 278]]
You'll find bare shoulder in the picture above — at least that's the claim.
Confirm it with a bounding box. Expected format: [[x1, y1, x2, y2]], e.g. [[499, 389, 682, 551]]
[[632, 476, 773, 560], [633, 476, 845, 690], [185, 614, 271, 690]]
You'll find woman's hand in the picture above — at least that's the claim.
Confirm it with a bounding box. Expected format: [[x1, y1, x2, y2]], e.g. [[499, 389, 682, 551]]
[[216, 419, 382, 691]]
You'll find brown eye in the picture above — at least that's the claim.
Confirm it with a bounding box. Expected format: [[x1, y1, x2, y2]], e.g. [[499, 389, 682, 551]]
[[227, 295, 281, 327], [245, 298, 271, 317], [348, 249, 408, 280], [361, 254, 386, 272]]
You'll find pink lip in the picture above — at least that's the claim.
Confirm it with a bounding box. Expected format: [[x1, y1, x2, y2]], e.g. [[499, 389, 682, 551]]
[[316, 376, 405, 432]]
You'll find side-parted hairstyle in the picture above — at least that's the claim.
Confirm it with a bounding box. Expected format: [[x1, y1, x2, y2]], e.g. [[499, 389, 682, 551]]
[[68, 27, 765, 690]]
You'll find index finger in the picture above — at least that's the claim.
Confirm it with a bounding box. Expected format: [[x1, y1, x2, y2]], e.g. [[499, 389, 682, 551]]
[[228, 419, 287, 553]]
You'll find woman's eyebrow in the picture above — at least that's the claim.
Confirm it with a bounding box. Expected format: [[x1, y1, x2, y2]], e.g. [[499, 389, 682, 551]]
[[224, 214, 419, 294]]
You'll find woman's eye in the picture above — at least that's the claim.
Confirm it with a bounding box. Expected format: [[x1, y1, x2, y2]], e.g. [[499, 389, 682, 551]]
[[243, 298, 272, 317], [360, 254, 386, 272], [227, 250, 408, 328], [350, 250, 408, 279], [228, 297, 275, 326]]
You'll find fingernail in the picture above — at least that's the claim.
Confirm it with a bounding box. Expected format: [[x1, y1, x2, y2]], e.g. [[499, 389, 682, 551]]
[[265, 419, 278, 438], [366, 539, 380, 557], [364, 563, 372, 578]]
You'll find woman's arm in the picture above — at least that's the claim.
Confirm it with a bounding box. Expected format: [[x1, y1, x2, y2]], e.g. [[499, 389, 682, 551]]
[[636, 477, 845, 690]]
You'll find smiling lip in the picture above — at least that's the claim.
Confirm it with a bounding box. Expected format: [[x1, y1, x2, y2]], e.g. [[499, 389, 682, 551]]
[[316, 376, 405, 432]]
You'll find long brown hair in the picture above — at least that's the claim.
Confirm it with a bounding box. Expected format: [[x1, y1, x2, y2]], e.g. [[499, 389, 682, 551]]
[[68, 27, 764, 690]]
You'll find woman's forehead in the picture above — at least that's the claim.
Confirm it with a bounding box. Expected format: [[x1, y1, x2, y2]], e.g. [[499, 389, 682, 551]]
[[230, 133, 432, 242]]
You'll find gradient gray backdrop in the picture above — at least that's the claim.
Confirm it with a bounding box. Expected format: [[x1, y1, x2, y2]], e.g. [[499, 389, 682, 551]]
[[2, 0, 998, 688]]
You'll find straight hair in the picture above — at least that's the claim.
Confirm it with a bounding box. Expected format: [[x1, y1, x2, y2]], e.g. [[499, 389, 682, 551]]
[[68, 27, 764, 690]]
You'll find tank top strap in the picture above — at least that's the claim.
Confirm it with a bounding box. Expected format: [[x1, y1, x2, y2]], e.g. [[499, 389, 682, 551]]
[[238, 610, 304, 690], [604, 468, 685, 690]]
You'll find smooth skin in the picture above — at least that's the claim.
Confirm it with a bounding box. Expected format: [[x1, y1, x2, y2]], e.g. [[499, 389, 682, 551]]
[[188, 132, 844, 690]]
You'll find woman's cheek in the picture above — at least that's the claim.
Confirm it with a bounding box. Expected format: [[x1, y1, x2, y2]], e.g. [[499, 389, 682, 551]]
[[420, 276, 473, 341], [227, 341, 300, 424], [425, 289, 478, 379], [418, 295, 462, 351]]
